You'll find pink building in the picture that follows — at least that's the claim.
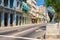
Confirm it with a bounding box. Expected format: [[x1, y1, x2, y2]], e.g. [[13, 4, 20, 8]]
[[39, 6, 50, 23]]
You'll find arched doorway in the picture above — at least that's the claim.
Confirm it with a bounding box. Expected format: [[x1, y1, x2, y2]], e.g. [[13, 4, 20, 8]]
[[4, 13, 8, 26]]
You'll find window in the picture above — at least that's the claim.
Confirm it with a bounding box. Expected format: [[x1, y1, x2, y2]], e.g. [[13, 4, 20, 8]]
[[17, 1, 19, 7], [10, 0, 14, 8], [4, 0, 8, 6], [20, 1, 22, 8], [0, 0, 2, 4]]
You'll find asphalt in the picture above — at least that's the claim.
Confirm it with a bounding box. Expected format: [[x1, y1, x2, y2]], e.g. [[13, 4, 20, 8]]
[[23, 26, 46, 39], [0, 24, 46, 40]]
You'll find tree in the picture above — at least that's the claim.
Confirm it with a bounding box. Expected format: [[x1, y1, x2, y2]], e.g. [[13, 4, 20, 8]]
[[45, 0, 60, 21]]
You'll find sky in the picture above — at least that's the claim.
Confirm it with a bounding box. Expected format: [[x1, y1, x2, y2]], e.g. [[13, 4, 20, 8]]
[[36, 0, 44, 6], [36, 0, 54, 14]]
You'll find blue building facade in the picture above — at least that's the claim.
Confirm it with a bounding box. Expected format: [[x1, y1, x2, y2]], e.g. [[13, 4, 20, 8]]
[[0, 0, 31, 27]]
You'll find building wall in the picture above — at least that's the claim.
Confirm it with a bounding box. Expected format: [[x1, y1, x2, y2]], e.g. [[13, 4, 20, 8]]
[[0, 0, 35, 27], [27, 0, 39, 24], [0, 0, 41, 27], [39, 6, 48, 23]]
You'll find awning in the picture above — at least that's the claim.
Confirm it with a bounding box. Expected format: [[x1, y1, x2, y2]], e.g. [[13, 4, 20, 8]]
[[21, 2, 29, 12]]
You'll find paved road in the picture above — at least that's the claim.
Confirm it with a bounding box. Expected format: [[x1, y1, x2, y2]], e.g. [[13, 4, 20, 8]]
[[23, 26, 46, 39], [0, 24, 46, 40], [0, 24, 46, 35], [0, 35, 40, 40]]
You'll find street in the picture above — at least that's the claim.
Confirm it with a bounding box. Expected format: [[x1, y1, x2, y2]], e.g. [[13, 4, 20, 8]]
[[0, 0, 60, 40], [0, 24, 46, 40]]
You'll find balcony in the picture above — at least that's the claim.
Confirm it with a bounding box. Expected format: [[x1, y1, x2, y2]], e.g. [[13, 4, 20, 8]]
[[0, 0, 14, 9], [31, 3, 36, 9], [32, 0, 36, 4], [4, 0, 16, 10], [0, 0, 22, 11], [27, 0, 32, 5]]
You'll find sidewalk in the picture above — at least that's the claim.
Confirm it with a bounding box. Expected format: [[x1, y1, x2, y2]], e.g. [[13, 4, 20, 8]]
[[0, 23, 41, 30], [0, 23, 45, 34]]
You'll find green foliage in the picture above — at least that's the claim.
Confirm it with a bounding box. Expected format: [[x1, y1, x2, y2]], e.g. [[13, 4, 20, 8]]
[[45, 0, 60, 12], [45, 0, 60, 21]]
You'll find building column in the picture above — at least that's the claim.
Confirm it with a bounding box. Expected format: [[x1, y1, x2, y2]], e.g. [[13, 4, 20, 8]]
[[29, 18, 32, 24], [18, 15, 20, 25], [23, 17, 25, 24], [8, 13, 10, 26], [13, 12, 16, 26], [13, 0, 17, 9], [41, 18, 42, 23], [26, 18, 27, 24], [24, 17, 26, 24], [18, 16, 19, 26], [8, 0, 10, 8], [2, 0, 4, 6], [1, 12, 4, 27], [37, 18, 40, 24]]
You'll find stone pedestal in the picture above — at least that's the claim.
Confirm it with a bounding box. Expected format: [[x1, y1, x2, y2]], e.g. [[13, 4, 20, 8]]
[[58, 22, 60, 38], [46, 23, 59, 39]]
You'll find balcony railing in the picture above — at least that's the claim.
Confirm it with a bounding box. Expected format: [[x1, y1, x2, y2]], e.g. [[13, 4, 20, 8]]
[[0, 0, 22, 11]]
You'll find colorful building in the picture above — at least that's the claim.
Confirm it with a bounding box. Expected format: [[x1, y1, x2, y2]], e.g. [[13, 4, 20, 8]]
[[0, 0, 41, 27], [38, 6, 49, 23], [0, 0, 27, 27], [27, 0, 40, 24]]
